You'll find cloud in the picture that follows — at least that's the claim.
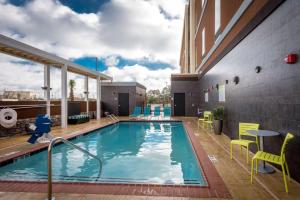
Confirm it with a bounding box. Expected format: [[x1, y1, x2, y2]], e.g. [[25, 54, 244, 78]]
[[0, 0, 185, 91], [104, 64, 178, 90], [104, 55, 119, 67], [0, 54, 98, 99], [0, 0, 185, 65]]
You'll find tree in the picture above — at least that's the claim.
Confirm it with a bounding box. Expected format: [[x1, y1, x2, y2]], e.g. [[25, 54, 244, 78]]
[[69, 79, 76, 101], [161, 85, 171, 105], [146, 86, 171, 105]]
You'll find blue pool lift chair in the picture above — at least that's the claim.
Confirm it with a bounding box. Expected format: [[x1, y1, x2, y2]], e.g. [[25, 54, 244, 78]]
[[27, 115, 53, 144]]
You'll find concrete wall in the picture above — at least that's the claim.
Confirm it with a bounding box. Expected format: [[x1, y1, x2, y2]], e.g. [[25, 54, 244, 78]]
[[171, 80, 200, 117], [101, 85, 146, 116], [197, 0, 300, 182]]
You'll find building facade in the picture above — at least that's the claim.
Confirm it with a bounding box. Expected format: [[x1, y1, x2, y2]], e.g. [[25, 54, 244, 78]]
[[1, 91, 38, 100], [101, 82, 146, 116], [173, 0, 300, 182]]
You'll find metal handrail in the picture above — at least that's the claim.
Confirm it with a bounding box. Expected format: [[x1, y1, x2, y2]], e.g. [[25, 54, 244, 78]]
[[107, 115, 115, 121], [47, 137, 102, 200], [111, 114, 119, 121], [107, 114, 119, 121]]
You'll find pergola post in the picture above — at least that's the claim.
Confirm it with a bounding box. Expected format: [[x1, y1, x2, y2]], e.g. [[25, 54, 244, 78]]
[[44, 64, 51, 116], [84, 76, 89, 114], [61, 64, 68, 128], [96, 76, 101, 120]]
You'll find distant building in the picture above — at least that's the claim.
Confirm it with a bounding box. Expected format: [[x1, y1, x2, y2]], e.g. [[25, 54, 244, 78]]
[[101, 82, 146, 116], [1, 91, 38, 100]]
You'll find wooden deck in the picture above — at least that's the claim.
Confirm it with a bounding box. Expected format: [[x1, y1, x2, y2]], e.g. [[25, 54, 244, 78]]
[[0, 117, 299, 200]]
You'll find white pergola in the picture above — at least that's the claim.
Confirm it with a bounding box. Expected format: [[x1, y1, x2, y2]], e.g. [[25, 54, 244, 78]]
[[0, 34, 112, 128]]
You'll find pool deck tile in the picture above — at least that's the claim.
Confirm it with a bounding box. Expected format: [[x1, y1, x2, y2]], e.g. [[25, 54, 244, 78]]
[[1, 117, 300, 199]]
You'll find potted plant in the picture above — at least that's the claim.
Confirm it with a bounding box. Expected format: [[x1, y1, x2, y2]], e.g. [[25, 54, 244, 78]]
[[212, 106, 224, 135]]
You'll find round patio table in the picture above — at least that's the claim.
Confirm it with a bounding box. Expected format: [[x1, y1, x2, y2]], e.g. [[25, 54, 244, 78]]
[[246, 129, 280, 174]]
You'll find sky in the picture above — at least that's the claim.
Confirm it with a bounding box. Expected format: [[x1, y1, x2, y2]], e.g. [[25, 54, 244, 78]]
[[0, 0, 186, 98]]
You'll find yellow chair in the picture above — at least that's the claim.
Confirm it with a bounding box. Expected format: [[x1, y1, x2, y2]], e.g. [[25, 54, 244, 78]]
[[251, 133, 294, 193], [230, 123, 259, 163], [198, 111, 212, 129], [203, 112, 213, 130]]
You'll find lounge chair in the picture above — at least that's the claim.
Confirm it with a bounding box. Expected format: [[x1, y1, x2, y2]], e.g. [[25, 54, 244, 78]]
[[129, 106, 142, 118], [153, 106, 161, 119], [163, 107, 171, 119], [142, 106, 151, 119]]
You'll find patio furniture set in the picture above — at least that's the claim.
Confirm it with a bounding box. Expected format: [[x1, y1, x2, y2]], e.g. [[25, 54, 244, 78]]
[[198, 111, 295, 193]]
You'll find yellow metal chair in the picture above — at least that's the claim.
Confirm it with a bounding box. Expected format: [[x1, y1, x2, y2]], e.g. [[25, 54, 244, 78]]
[[203, 112, 213, 130], [251, 133, 294, 193], [230, 123, 259, 163], [198, 111, 212, 129]]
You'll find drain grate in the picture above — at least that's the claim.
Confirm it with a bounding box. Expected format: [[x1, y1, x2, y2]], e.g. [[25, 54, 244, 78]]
[[208, 155, 218, 163]]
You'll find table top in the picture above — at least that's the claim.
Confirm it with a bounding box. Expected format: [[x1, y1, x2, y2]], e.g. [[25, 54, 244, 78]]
[[247, 130, 280, 137]]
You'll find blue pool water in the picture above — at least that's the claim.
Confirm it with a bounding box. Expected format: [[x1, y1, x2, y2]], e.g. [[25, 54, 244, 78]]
[[0, 122, 206, 185]]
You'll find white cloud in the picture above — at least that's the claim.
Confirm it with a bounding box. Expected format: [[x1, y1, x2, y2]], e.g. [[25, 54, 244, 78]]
[[0, 0, 186, 91], [104, 64, 179, 90], [0, 54, 98, 99], [104, 55, 119, 67], [0, 0, 185, 65]]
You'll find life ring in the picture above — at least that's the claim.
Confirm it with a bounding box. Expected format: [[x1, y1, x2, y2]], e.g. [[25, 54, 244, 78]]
[[0, 108, 18, 128]]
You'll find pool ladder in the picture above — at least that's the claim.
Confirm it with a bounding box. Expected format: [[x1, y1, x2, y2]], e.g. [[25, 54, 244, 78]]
[[107, 114, 119, 121], [47, 137, 102, 200]]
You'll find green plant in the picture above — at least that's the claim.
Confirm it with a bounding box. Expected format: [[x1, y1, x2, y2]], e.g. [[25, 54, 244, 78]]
[[69, 79, 76, 101], [212, 106, 224, 120]]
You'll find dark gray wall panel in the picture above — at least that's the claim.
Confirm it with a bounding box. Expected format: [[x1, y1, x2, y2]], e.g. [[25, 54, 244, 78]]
[[171, 0, 300, 182]]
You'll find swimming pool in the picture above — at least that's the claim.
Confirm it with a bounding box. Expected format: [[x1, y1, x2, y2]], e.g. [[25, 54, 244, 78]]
[[0, 121, 207, 186]]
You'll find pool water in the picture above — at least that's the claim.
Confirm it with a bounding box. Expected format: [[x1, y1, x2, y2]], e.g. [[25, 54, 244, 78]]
[[0, 122, 207, 185]]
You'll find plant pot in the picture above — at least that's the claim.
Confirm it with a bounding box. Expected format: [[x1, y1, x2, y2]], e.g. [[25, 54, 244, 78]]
[[213, 119, 223, 135]]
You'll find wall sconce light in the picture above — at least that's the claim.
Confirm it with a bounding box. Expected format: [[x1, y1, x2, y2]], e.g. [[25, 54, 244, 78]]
[[225, 80, 229, 84], [216, 84, 219, 90], [41, 86, 52, 90], [233, 76, 239, 85], [255, 66, 262, 73]]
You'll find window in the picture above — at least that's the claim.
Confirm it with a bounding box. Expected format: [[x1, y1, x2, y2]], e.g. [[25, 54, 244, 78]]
[[218, 84, 225, 102], [202, 28, 205, 56], [215, 0, 221, 35], [205, 92, 208, 102]]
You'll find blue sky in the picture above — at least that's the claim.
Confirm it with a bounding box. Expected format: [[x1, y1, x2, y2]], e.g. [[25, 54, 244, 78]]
[[0, 0, 185, 96], [9, 0, 110, 13]]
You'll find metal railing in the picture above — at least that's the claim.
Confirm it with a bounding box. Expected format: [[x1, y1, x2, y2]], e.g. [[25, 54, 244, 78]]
[[47, 137, 102, 200], [107, 114, 119, 121]]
